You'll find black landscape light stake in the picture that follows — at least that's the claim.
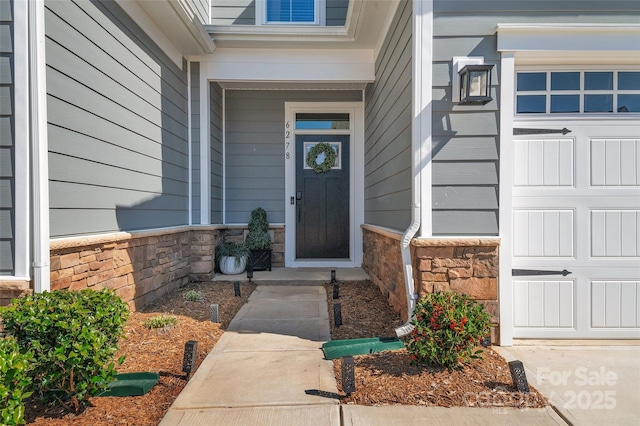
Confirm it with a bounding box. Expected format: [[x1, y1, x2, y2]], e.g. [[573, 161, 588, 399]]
[[234, 281, 241, 297], [481, 336, 491, 347], [331, 270, 336, 283], [333, 283, 339, 299], [508, 360, 530, 394], [182, 340, 198, 380], [210, 304, 219, 323], [246, 263, 253, 282], [334, 303, 343, 327], [341, 356, 356, 394]]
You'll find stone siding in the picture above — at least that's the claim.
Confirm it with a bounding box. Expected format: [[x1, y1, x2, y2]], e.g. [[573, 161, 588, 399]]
[[362, 225, 500, 341]]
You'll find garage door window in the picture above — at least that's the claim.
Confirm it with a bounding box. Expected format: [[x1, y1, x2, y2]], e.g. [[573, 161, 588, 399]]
[[516, 70, 640, 114]]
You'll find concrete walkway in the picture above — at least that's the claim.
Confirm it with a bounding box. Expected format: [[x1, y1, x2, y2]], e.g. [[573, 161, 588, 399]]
[[160, 284, 569, 425]]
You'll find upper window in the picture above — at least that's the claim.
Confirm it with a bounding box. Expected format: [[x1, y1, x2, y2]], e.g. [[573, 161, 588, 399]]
[[516, 70, 640, 114], [265, 0, 321, 24]]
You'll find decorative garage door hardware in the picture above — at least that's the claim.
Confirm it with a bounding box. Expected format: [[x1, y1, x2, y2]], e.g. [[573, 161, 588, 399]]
[[512, 269, 572, 277], [513, 128, 572, 135]]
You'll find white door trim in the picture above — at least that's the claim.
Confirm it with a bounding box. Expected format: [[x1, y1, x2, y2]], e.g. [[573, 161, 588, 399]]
[[284, 101, 364, 268]]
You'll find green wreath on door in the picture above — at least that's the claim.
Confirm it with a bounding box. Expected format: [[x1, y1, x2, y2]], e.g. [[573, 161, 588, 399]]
[[306, 142, 337, 174]]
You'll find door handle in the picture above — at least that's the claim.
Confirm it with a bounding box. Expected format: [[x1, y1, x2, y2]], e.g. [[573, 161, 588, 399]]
[[296, 191, 302, 201], [512, 269, 572, 276]]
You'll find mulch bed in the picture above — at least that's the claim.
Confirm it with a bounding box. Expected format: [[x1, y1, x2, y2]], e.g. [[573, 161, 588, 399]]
[[23, 279, 547, 425]]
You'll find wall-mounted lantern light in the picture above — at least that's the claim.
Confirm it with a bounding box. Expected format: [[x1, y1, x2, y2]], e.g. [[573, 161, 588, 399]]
[[458, 64, 494, 105], [452, 57, 494, 105]]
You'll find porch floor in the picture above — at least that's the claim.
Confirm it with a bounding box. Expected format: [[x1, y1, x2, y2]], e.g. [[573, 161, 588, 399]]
[[212, 267, 368, 284]]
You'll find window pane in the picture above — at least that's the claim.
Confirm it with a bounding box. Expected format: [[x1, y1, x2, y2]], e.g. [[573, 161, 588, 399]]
[[550, 95, 579, 113], [296, 113, 349, 129], [517, 72, 546, 91], [617, 94, 640, 112], [584, 94, 613, 113], [517, 95, 546, 113], [584, 72, 613, 90], [267, 0, 314, 22], [618, 72, 640, 90], [551, 72, 580, 91]]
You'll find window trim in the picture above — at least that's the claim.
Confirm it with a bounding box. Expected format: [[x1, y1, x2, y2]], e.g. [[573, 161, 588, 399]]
[[256, 0, 326, 26], [515, 66, 640, 116]]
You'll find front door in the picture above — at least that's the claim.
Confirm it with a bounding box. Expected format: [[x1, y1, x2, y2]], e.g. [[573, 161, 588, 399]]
[[512, 122, 640, 339], [295, 135, 350, 259]]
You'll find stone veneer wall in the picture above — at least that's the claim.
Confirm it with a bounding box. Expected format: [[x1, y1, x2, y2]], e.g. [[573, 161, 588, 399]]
[[44, 225, 284, 310], [362, 225, 500, 342]]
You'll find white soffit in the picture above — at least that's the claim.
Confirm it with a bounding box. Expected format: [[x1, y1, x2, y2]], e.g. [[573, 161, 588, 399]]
[[117, 0, 215, 67], [497, 24, 640, 64], [201, 48, 375, 83]]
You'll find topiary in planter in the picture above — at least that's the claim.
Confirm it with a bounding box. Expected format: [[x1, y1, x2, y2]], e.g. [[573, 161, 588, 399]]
[[245, 207, 272, 271], [403, 291, 491, 369], [0, 289, 129, 412]]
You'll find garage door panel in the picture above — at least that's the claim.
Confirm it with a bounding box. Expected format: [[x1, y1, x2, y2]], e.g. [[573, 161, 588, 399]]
[[591, 138, 640, 186], [514, 138, 574, 187], [513, 209, 574, 257], [591, 281, 640, 328], [591, 210, 640, 257], [513, 280, 574, 328]]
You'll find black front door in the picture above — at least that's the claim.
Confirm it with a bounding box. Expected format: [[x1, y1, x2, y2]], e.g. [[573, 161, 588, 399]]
[[295, 135, 350, 259]]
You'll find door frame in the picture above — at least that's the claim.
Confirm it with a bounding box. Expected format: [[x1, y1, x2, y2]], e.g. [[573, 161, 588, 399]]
[[284, 101, 364, 268]]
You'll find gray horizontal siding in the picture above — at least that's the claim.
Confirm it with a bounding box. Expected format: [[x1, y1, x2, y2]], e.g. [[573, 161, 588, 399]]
[[0, 0, 13, 275], [46, 0, 189, 237], [188, 0, 210, 25], [191, 62, 201, 224], [364, 0, 411, 232], [210, 82, 223, 224], [211, 0, 254, 25], [225, 89, 361, 224], [326, 0, 348, 26], [431, 0, 640, 236]]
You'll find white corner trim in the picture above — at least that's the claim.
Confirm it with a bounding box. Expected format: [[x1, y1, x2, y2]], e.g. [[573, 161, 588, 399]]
[[12, 0, 30, 281], [199, 70, 211, 224], [29, 0, 50, 292], [498, 52, 516, 347], [187, 61, 193, 225], [497, 24, 640, 53]]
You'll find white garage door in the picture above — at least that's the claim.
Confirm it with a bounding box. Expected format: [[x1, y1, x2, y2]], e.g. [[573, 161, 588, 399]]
[[512, 121, 640, 339]]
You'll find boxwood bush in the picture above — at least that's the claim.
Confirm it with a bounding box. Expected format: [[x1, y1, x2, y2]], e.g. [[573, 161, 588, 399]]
[[0, 337, 34, 425], [0, 289, 129, 412]]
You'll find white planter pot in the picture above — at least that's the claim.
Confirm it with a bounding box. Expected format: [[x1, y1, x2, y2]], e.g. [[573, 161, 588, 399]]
[[219, 256, 247, 275]]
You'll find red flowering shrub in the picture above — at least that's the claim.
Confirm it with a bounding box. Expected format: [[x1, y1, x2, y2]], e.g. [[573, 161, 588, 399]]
[[404, 291, 491, 369]]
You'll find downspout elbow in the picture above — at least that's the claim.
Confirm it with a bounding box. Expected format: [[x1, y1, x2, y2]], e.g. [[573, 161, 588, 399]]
[[395, 205, 421, 338]]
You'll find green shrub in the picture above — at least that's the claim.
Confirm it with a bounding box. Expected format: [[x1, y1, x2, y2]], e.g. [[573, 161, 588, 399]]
[[183, 290, 203, 302], [245, 207, 271, 250], [143, 314, 178, 329], [0, 289, 129, 412], [404, 291, 491, 369], [0, 337, 34, 425]]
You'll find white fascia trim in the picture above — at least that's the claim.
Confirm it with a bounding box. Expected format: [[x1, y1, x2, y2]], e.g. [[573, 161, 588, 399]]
[[29, 0, 50, 293], [199, 71, 211, 224], [498, 52, 515, 347], [115, 0, 185, 68], [373, 0, 402, 61], [12, 0, 30, 280], [497, 24, 640, 53], [202, 48, 375, 83]]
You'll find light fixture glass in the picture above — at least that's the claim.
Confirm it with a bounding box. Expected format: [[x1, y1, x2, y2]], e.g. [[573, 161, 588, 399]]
[[458, 64, 494, 105]]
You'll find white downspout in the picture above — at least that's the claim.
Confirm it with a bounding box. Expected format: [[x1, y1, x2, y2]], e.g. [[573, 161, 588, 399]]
[[30, 0, 50, 293], [395, 0, 433, 337]]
